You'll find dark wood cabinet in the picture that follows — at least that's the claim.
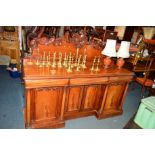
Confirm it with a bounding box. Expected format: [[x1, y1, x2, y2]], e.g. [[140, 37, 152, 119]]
[[23, 63, 133, 128], [22, 41, 135, 128]]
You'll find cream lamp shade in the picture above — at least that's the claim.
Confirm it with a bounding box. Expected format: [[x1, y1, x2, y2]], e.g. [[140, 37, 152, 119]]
[[102, 39, 117, 57], [117, 41, 130, 58]]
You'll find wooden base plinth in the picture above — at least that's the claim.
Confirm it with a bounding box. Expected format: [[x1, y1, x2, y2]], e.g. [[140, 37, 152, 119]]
[[25, 121, 65, 129], [96, 110, 123, 120], [64, 110, 96, 120]]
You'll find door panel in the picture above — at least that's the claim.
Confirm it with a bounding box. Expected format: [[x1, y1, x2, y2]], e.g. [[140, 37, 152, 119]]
[[82, 85, 105, 111], [103, 83, 127, 111], [65, 86, 84, 113], [32, 87, 63, 121]]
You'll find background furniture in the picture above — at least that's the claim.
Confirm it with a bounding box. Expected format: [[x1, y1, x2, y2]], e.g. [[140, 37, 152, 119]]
[[0, 27, 20, 69], [135, 57, 154, 96]]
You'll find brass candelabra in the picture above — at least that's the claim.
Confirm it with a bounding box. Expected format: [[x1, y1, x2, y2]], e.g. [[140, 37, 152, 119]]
[[51, 52, 56, 68], [90, 56, 96, 71], [76, 55, 82, 72], [95, 57, 100, 72], [58, 52, 63, 68]]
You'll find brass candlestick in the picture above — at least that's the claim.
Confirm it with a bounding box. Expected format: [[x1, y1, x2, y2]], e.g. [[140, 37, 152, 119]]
[[76, 55, 82, 72], [42, 52, 46, 66], [48, 53, 51, 66], [65, 55, 69, 68], [95, 57, 100, 72], [67, 53, 72, 72], [58, 52, 63, 68], [63, 53, 67, 67], [35, 58, 40, 65], [39, 56, 43, 67], [90, 56, 96, 72], [35, 48, 40, 65], [46, 56, 50, 67], [81, 55, 87, 69], [51, 52, 56, 68], [48, 51, 51, 66], [71, 56, 74, 68], [75, 48, 79, 67]]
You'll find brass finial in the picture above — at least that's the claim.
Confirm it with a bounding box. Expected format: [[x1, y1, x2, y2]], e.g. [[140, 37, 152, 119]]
[[95, 56, 100, 72], [76, 55, 82, 72], [51, 52, 56, 68], [58, 52, 63, 68], [67, 53, 73, 72], [90, 56, 97, 72]]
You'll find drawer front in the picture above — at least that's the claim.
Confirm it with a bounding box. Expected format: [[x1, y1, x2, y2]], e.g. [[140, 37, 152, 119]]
[[70, 77, 108, 86], [25, 79, 69, 88], [109, 76, 133, 82]]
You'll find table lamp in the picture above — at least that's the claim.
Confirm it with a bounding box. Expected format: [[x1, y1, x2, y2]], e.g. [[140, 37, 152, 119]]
[[116, 41, 130, 69], [102, 39, 117, 68]]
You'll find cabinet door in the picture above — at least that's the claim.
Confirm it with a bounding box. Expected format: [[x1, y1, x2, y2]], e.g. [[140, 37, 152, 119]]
[[82, 85, 105, 111], [31, 87, 63, 122], [65, 86, 84, 113], [100, 82, 128, 116]]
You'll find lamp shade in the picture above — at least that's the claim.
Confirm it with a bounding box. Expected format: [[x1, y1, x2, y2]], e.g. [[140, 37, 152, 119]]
[[117, 41, 130, 58], [143, 27, 155, 39], [102, 39, 117, 57]]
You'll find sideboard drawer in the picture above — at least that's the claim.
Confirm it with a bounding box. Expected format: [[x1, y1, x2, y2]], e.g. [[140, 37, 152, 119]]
[[109, 76, 133, 82], [25, 79, 69, 88], [70, 77, 108, 86]]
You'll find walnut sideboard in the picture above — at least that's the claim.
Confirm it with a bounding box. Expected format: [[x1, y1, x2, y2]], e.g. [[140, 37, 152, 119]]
[[22, 62, 134, 129]]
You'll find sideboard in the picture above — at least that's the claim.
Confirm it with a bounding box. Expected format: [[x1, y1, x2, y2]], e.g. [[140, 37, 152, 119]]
[[23, 62, 134, 128]]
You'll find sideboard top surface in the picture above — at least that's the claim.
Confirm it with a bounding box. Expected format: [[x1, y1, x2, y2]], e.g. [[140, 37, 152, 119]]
[[23, 62, 134, 80]]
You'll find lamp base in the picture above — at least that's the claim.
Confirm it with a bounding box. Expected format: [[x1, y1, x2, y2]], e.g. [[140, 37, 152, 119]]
[[116, 58, 125, 69], [103, 57, 112, 69]]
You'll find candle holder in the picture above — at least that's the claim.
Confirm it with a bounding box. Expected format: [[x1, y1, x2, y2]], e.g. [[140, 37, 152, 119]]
[[65, 55, 69, 68], [51, 52, 56, 68], [67, 53, 73, 72], [81, 54, 87, 69], [75, 48, 79, 67], [39, 56, 43, 67], [42, 52, 46, 66], [71, 56, 74, 68], [46, 56, 51, 67], [90, 56, 96, 72], [58, 52, 63, 68], [35, 58, 40, 66], [95, 57, 100, 72], [63, 53, 67, 67], [76, 55, 82, 72]]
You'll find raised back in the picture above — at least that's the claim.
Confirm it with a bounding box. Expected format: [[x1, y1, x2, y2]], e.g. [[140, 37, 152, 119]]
[[32, 42, 77, 58], [79, 44, 102, 60], [32, 42, 101, 61]]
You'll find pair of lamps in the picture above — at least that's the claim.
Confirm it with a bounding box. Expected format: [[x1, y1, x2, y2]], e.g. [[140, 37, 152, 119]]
[[102, 39, 130, 69]]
